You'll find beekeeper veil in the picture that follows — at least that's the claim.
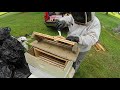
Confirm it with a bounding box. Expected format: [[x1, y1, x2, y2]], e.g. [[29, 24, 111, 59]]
[[71, 12, 95, 25]]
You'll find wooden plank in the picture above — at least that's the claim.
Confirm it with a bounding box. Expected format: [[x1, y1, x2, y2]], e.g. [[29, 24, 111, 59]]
[[32, 32, 76, 46], [44, 39, 73, 50]]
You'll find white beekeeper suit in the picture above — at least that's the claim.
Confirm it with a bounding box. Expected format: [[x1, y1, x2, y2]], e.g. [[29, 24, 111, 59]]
[[59, 12, 101, 52], [58, 12, 101, 72]]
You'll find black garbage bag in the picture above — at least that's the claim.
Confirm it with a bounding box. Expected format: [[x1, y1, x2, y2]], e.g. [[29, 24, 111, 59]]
[[0, 60, 14, 78], [0, 58, 30, 78], [13, 67, 31, 78], [0, 27, 31, 78], [0, 46, 2, 57], [0, 27, 11, 46], [1, 37, 25, 63], [2, 37, 25, 51]]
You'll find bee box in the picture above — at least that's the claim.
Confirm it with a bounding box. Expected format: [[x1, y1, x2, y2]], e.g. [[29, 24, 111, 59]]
[[25, 32, 80, 78]]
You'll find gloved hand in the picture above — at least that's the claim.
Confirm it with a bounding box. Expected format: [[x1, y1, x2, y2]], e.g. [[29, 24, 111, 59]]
[[55, 20, 66, 31], [66, 36, 79, 43]]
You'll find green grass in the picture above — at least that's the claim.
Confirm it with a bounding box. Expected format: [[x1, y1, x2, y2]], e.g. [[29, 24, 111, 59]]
[[0, 12, 8, 16], [0, 12, 67, 37], [96, 12, 120, 30], [0, 12, 120, 78]]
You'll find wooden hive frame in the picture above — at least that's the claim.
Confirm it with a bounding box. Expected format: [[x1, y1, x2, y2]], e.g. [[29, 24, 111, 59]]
[[33, 47, 68, 69], [32, 32, 79, 53], [27, 46, 68, 70]]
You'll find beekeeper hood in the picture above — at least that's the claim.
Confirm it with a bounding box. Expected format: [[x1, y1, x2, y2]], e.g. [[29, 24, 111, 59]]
[[71, 12, 95, 25]]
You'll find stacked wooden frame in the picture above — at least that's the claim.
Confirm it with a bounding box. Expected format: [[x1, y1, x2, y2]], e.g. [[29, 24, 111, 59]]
[[25, 32, 80, 78]]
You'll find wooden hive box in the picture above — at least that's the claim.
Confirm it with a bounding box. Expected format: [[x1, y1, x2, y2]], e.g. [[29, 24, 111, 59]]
[[25, 32, 80, 78]]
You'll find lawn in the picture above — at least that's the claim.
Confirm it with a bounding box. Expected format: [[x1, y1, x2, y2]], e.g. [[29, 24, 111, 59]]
[[0, 12, 67, 37], [0, 12, 8, 16], [0, 12, 120, 78]]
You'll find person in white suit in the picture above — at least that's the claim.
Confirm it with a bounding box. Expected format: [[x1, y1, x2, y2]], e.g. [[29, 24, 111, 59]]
[[55, 12, 101, 73]]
